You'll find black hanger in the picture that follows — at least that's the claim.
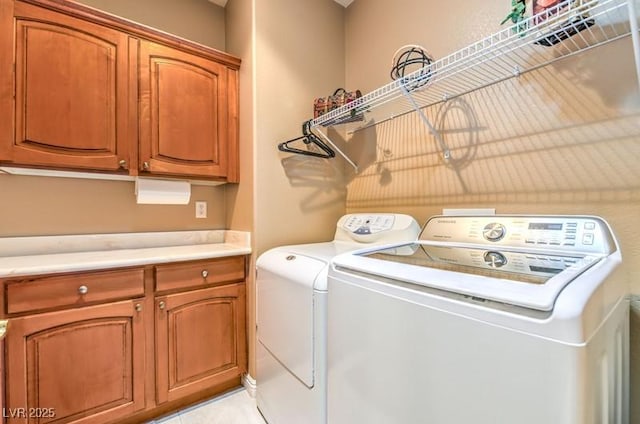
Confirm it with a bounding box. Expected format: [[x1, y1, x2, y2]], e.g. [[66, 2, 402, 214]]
[[278, 120, 335, 159]]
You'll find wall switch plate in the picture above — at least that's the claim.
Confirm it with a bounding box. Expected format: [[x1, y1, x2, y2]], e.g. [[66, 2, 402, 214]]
[[195, 201, 207, 218]]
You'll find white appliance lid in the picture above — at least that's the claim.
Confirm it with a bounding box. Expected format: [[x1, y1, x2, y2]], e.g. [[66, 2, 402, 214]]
[[333, 242, 603, 311]]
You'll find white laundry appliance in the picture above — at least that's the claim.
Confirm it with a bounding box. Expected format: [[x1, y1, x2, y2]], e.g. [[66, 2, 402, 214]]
[[328, 215, 629, 424], [256, 213, 420, 424]]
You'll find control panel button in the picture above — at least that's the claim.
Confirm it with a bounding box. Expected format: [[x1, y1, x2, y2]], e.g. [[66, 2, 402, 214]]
[[584, 222, 596, 230], [483, 223, 506, 242], [582, 233, 594, 245]]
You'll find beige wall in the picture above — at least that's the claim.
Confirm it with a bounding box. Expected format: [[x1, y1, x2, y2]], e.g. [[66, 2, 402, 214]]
[[344, 0, 640, 421], [0, 0, 229, 237], [225, 0, 254, 234], [225, 0, 256, 377], [253, 0, 346, 256], [75, 0, 226, 49], [225, 0, 347, 377], [0, 175, 226, 235]]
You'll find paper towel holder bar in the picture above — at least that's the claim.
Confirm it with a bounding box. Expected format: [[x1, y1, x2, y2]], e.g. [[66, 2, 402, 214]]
[[135, 177, 192, 205]]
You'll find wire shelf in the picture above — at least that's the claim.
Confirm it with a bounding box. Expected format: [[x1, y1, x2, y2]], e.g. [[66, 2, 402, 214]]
[[311, 0, 638, 131]]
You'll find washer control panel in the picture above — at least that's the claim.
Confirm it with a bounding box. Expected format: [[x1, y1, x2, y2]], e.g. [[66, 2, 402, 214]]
[[335, 213, 421, 244], [342, 214, 397, 235], [421, 244, 592, 281], [421, 215, 616, 254]]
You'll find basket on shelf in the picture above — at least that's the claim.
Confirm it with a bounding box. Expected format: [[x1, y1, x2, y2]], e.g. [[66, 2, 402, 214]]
[[313, 88, 364, 125]]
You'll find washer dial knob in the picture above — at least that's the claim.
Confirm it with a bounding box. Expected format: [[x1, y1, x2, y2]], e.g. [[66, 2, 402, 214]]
[[484, 251, 507, 268], [483, 223, 506, 242]]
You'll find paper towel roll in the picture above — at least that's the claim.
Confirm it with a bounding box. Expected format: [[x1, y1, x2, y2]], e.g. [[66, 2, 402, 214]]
[[135, 178, 191, 205]]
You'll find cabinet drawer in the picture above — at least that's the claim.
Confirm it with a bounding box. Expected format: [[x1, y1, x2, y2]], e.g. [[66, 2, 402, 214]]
[[155, 256, 245, 292], [6, 268, 144, 315]]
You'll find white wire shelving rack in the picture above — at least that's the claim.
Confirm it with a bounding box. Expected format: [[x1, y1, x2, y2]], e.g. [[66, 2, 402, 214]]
[[283, 0, 640, 172]]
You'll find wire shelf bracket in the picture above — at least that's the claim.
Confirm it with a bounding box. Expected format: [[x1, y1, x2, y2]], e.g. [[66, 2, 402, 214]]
[[399, 84, 451, 161]]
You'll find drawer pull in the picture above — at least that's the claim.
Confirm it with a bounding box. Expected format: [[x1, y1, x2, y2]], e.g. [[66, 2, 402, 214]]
[[159, 301, 166, 310], [78, 285, 89, 295], [201, 270, 209, 278], [135, 303, 142, 312]]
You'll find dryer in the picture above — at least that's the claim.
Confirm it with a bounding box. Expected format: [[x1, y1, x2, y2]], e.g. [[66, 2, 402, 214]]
[[328, 215, 629, 424], [256, 213, 420, 424]]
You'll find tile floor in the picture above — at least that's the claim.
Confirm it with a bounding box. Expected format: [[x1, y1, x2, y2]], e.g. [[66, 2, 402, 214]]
[[148, 388, 266, 424]]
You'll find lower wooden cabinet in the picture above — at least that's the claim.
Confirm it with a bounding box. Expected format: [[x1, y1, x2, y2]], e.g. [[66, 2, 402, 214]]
[[155, 283, 247, 404], [4, 299, 146, 424], [1, 256, 248, 424]]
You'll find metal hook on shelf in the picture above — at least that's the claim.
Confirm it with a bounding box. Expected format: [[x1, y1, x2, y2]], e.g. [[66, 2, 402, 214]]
[[278, 120, 336, 159]]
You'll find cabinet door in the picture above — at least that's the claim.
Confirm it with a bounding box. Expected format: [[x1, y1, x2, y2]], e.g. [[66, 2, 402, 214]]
[[0, 2, 133, 172], [155, 283, 246, 404], [5, 299, 145, 424], [139, 41, 234, 179]]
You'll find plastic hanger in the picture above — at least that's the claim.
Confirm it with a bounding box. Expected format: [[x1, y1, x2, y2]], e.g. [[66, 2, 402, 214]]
[[278, 120, 336, 159]]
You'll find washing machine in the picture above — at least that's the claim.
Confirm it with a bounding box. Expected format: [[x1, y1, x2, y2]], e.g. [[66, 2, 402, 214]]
[[255, 213, 420, 424], [328, 214, 629, 424]]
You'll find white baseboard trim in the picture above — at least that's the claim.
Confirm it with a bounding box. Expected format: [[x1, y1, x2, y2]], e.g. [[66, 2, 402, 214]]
[[242, 373, 257, 398]]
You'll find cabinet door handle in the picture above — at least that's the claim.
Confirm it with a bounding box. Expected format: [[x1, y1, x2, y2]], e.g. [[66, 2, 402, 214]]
[[143, 161, 150, 170], [158, 301, 166, 310], [118, 159, 127, 169], [135, 303, 142, 312], [201, 270, 209, 278], [78, 285, 89, 295]]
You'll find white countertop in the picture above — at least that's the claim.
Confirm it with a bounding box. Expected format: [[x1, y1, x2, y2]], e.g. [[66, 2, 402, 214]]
[[0, 230, 251, 278]]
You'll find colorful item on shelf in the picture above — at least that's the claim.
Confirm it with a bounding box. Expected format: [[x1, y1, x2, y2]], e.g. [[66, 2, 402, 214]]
[[501, 0, 527, 26], [500, 0, 595, 43], [534, 0, 563, 25], [313, 88, 364, 124], [533, 0, 595, 46], [501, 0, 530, 34]]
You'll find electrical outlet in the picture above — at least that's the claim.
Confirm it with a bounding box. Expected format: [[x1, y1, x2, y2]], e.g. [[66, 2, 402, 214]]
[[195, 201, 207, 218]]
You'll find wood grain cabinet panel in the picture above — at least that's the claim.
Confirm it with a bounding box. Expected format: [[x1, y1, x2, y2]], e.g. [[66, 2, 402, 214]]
[[155, 256, 245, 293], [1, 2, 132, 172], [5, 299, 145, 424], [6, 268, 144, 315], [139, 41, 237, 179], [155, 283, 246, 404]]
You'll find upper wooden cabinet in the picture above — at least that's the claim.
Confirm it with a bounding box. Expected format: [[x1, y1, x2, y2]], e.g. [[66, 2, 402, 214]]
[[1, 2, 132, 172], [0, 0, 240, 182], [139, 41, 238, 180]]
